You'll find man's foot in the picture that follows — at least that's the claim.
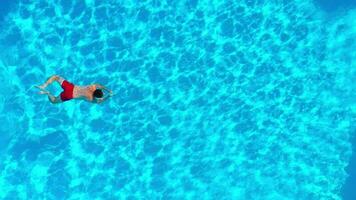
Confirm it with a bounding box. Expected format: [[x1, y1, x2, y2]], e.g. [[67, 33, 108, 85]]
[[36, 85, 46, 90], [38, 90, 50, 95]]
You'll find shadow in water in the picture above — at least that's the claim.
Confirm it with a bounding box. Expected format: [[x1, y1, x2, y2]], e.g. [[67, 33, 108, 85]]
[[314, 0, 356, 12]]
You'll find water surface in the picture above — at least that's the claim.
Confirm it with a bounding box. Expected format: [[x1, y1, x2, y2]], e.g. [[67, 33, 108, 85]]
[[0, 0, 355, 199]]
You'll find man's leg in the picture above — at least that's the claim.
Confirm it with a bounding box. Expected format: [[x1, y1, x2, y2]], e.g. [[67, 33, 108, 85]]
[[47, 93, 62, 104], [56, 76, 65, 85], [38, 75, 64, 90], [39, 90, 62, 104]]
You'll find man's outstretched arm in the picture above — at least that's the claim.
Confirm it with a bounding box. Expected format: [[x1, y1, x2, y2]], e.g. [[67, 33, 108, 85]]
[[96, 93, 114, 104]]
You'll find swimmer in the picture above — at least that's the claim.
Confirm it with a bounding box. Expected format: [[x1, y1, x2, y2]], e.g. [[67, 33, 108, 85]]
[[36, 75, 113, 104]]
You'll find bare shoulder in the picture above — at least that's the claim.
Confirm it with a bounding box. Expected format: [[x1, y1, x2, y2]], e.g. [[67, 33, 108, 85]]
[[83, 84, 96, 91]]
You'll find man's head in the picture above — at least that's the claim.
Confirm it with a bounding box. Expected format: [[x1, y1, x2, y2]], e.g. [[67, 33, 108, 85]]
[[93, 89, 103, 98]]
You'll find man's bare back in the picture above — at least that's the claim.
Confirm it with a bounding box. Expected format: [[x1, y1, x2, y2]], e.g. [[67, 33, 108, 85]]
[[73, 85, 97, 101], [36, 75, 113, 104]]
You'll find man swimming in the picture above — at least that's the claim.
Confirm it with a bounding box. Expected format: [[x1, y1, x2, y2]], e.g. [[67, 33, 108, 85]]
[[36, 75, 113, 104]]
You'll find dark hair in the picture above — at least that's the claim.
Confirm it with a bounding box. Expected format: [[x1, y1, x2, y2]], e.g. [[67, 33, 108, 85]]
[[93, 89, 103, 98]]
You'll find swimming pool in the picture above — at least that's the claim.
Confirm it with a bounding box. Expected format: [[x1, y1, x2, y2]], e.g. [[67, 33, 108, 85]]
[[0, 0, 355, 199]]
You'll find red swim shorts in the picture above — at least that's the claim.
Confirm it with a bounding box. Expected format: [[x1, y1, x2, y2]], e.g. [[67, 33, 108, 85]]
[[60, 80, 74, 101]]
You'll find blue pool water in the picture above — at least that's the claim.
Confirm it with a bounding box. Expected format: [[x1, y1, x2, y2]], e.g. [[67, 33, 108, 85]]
[[0, 0, 355, 199]]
